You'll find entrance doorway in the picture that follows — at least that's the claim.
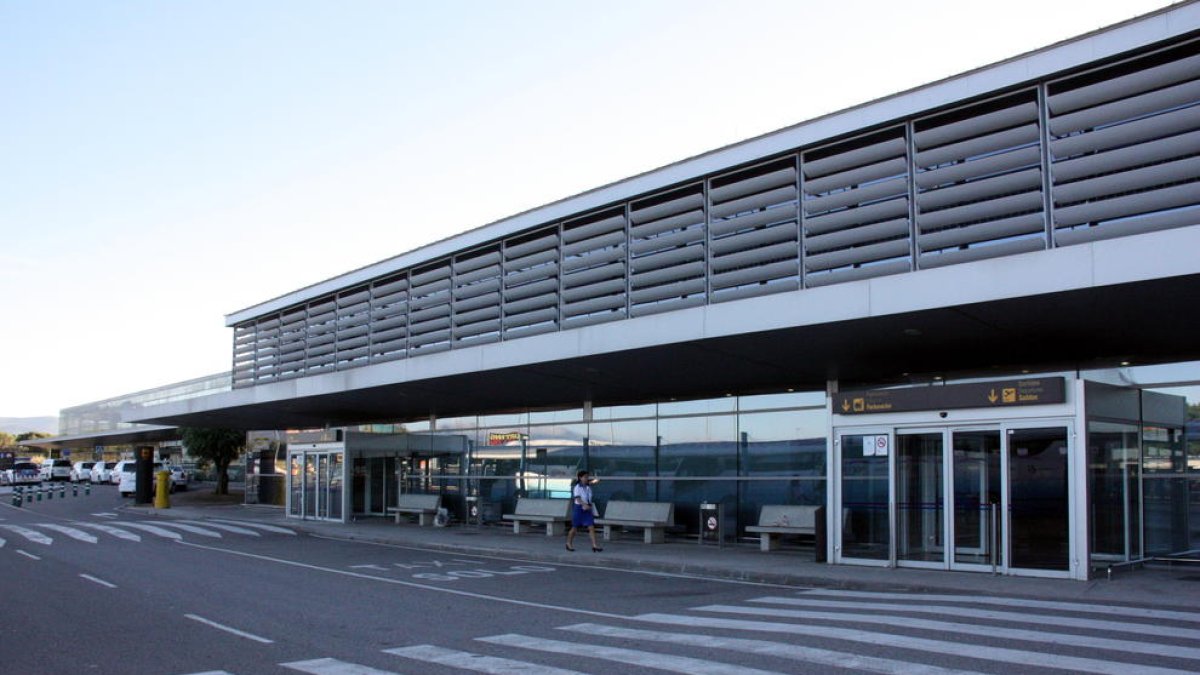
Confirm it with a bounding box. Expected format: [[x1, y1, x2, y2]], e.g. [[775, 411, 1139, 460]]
[[834, 421, 1073, 577], [287, 449, 345, 522]]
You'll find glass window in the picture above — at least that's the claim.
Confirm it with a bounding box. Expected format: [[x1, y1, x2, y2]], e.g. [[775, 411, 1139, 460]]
[[591, 403, 657, 421], [1088, 420, 1141, 562], [588, 419, 658, 504], [525, 424, 586, 498], [739, 410, 827, 478], [478, 412, 528, 428], [436, 415, 477, 432], [658, 415, 738, 534], [529, 407, 585, 425], [659, 397, 737, 417], [739, 391, 825, 411]]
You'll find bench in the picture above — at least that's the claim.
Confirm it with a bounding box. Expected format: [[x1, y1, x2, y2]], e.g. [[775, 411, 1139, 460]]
[[387, 494, 443, 526], [595, 500, 674, 544], [502, 498, 572, 536], [745, 504, 821, 551]]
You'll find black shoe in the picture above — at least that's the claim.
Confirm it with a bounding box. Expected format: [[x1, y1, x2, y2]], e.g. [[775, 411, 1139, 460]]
[[592, 547, 603, 552], [565, 544, 575, 552]]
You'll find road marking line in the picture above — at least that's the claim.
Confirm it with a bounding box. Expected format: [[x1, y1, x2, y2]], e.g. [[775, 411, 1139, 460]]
[[75, 522, 141, 542], [350, 564, 389, 571], [559, 623, 987, 675], [178, 540, 625, 619], [749, 596, 1200, 640], [115, 522, 183, 540], [384, 644, 586, 674], [179, 520, 260, 536], [38, 523, 99, 543], [184, 613, 274, 644], [0, 536, 5, 548], [0, 524, 53, 545], [800, 589, 1200, 623], [208, 518, 296, 535], [150, 522, 223, 538], [713, 602, 1200, 661], [634, 612, 1199, 675], [92, 512, 119, 518], [280, 657, 398, 674], [478, 633, 786, 675], [80, 574, 117, 588], [178, 671, 236, 675], [17, 549, 40, 560]]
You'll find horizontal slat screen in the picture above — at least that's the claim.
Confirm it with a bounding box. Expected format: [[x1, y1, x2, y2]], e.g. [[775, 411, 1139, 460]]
[[230, 34, 1200, 388]]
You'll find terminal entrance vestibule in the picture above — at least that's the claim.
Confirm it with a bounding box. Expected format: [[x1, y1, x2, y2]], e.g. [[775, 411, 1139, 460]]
[[834, 420, 1074, 577]]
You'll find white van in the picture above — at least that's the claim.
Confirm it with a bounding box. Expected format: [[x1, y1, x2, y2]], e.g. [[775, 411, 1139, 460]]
[[117, 461, 165, 497], [39, 458, 73, 482]]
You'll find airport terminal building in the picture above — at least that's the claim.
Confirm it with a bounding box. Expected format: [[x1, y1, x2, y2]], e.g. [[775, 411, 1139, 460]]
[[133, 4, 1200, 580]]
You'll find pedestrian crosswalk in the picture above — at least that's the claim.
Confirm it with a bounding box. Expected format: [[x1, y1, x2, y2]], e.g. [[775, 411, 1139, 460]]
[[182, 587, 1200, 675], [0, 518, 293, 547]]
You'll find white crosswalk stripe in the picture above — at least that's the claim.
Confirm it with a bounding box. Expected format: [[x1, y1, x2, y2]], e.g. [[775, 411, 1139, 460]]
[[0, 524, 53, 545], [745, 596, 1200, 640], [150, 522, 223, 538], [36, 523, 98, 544], [111, 521, 184, 540], [557, 623, 988, 675], [177, 520, 261, 536], [280, 657, 399, 674], [477, 633, 786, 675], [0, 536, 5, 548], [206, 518, 295, 535], [384, 644, 586, 674], [800, 589, 1200, 624], [634, 611, 1198, 675], [75, 522, 141, 542]]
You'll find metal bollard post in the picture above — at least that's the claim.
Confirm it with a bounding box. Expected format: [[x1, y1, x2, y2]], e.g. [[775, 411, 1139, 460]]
[[37, 487, 43, 501], [73, 483, 78, 497], [60, 483, 66, 499], [47, 484, 54, 500], [26, 488, 33, 503], [12, 487, 21, 507], [85, 482, 91, 496]]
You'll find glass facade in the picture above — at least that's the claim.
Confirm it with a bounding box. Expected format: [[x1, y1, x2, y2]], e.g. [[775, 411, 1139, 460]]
[[359, 393, 832, 538]]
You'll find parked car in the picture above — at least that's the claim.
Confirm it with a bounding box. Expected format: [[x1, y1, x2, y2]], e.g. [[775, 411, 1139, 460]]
[[110, 460, 135, 485], [91, 461, 117, 484], [6, 462, 41, 485], [70, 461, 96, 482], [118, 462, 166, 497], [165, 465, 189, 491], [39, 458, 73, 482]]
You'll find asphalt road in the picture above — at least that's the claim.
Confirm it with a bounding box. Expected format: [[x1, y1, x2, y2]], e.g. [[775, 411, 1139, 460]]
[[4, 486, 1200, 675]]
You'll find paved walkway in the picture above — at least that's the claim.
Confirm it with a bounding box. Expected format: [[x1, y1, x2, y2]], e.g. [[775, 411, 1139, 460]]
[[136, 490, 1200, 609]]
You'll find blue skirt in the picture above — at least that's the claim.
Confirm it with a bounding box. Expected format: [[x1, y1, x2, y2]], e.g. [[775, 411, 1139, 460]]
[[572, 503, 595, 527]]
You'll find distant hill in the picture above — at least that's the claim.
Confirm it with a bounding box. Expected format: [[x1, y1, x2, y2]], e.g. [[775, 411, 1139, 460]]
[[0, 417, 58, 435]]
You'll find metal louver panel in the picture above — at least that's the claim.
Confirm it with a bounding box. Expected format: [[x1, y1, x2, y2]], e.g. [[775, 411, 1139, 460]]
[[407, 262, 452, 353], [335, 286, 371, 369], [629, 185, 705, 315], [1049, 39, 1200, 245], [561, 208, 627, 326], [803, 128, 911, 286], [502, 227, 559, 337], [369, 273, 408, 362], [708, 159, 799, 301], [452, 248, 501, 346], [914, 91, 1045, 268]]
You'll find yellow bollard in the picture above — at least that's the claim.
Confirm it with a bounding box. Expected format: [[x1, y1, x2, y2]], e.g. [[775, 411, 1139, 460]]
[[154, 470, 171, 509]]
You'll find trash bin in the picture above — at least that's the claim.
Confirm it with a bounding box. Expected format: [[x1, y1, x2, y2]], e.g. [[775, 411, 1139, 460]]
[[699, 502, 722, 547], [465, 496, 482, 527]]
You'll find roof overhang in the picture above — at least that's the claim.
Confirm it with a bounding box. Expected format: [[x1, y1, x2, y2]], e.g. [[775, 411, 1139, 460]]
[[136, 226, 1200, 430], [23, 426, 179, 450]]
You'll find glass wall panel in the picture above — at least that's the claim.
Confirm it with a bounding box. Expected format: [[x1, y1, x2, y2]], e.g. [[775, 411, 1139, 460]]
[[591, 403, 657, 421], [840, 433, 889, 560], [658, 414, 737, 532], [588, 418, 657, 504], [952, 430, 1001, 567], [739, 391, 825, 411], [529, 407, 586, 425], [1087, 421, 1141, 562], [739, 409, 828, 535], [659, 397, 737, 417], [896, 432, 943, 563], [473, 427, 525, 514], [1008, 427, 1070, 571], [525, 423, 586, 499], [1143, 425, 1188, 555]]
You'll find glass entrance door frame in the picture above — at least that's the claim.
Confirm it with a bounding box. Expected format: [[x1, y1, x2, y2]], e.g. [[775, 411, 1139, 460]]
[[286, 441, 348, 523], [832, 408, 1086, 580]]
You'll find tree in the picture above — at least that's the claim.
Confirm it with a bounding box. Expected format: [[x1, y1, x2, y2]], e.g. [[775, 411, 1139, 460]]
[[16, 431, 51, 443], [0, 431, 15, 447], [180, 427, 245, 495]]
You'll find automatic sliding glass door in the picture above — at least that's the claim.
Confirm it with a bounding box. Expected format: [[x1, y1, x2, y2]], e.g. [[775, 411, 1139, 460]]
[[896, 432, 944, 565], [1008, 427, 1070, 571], [950, 430, 1001, 570], [287, 450, 346, 523]]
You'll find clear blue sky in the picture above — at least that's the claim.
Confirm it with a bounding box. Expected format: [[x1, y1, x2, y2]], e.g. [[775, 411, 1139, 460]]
[[0, 1, 1175, 418]]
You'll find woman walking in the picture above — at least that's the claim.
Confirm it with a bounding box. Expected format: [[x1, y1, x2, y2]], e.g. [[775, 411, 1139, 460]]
[[566, 469, 602, 552]]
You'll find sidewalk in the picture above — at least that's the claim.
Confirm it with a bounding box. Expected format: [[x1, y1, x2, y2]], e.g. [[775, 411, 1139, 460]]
[[144, 488, 1200, 609]]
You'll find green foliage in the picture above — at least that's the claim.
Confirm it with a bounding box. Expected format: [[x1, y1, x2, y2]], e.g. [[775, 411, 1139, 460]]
[[1189, 402, 1200, 420], [16, 431, 52, 442], [180, 427, 245, 495], [0, 431, 15, 447]]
